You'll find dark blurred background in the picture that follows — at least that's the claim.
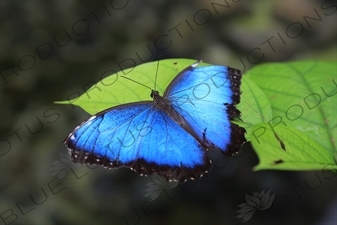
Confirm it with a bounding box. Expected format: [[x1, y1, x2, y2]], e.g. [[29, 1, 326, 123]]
[[1, 0, 336, 225]]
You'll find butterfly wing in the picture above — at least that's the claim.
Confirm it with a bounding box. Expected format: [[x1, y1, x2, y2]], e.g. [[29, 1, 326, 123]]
[[64, 102, 211, 181], [164, 64, 246, 155]]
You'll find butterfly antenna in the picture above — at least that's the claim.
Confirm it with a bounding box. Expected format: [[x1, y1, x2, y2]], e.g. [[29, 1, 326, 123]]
[[120, 76, 152, 90], [154, 59, 160, 91]]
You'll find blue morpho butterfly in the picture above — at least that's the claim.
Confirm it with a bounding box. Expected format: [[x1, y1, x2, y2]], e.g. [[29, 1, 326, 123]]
[[64, 60, 246, 182]]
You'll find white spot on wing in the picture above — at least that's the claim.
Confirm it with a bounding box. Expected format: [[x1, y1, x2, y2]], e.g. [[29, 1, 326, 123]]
[[191, 59, 202, 68], [88, 116, 96, 121]]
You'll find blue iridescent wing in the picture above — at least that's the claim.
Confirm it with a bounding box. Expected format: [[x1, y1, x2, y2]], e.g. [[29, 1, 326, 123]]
[[164, 63, 246, 155], [64, 102, 211, 181]]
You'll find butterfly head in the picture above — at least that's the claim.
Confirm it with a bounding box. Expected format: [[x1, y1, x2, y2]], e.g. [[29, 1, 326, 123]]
[[150, 90, 160, 98]]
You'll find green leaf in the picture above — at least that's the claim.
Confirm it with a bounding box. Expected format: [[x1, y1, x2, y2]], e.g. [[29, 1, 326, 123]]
[[247, 61, 337, 158], [236, 76, 272, 139], [252, 123, 337, 171], [55, 58, 209, 115]]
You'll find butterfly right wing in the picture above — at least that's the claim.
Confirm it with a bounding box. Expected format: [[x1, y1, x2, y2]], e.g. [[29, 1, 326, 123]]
[[64, 102, 211, 181], [165, 64, 246, 156]]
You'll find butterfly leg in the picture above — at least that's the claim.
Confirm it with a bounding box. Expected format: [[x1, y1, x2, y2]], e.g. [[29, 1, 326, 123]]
[[200, 128, 215, 151], [202, 128, 207, 141]]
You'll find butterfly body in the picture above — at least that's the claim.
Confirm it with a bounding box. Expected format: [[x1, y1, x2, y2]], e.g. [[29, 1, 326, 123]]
[[152, 90, 210, 150], [64, 60, 246, 182]]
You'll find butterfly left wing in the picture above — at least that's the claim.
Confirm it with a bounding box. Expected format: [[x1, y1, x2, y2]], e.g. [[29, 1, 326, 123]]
[[64, 102, 211, 181], [164, 63, 246, 156]]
